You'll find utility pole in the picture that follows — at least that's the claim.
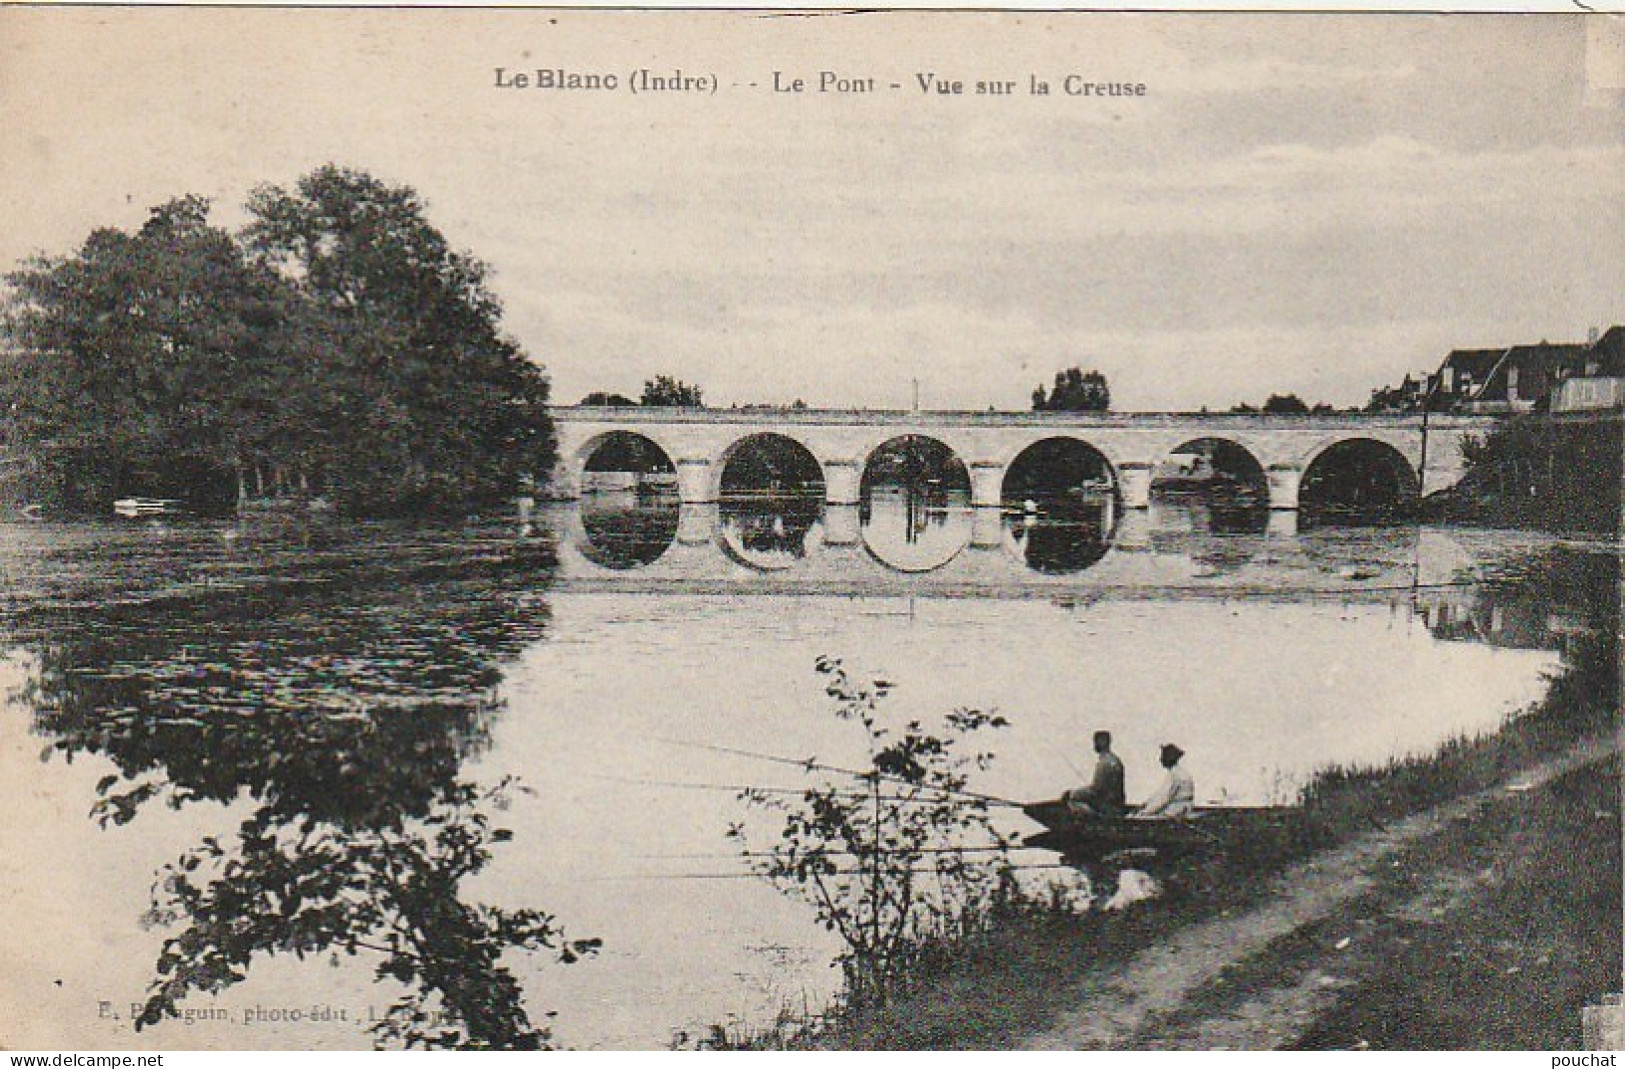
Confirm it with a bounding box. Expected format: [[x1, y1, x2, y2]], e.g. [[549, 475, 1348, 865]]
[[912, 378, 920, 412], [1417, 371, 1442, 496]]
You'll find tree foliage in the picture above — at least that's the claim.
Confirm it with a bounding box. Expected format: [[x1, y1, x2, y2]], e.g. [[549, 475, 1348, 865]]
[[0, 167, 555, 516], [640, 375, 704, 407], [1031, 368, 1110, 412], [580, 391, 637, 407], [1232, 393, 1334, 415], [1262, 393, 1311, 415], [1, 197, 297, 509], [729, 657, 1013, 1011], [1446, 416, 1623, 534]]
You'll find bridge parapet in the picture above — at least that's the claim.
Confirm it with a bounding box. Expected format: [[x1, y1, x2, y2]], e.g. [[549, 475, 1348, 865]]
[[552, 405, 1496, 432], [548, 407, 1499, 510]]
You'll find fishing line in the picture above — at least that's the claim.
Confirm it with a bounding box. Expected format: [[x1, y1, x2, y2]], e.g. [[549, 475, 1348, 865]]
[[576, 769, 975, 807], [656, 736, 1025, 808], [570, 860, 1080, 883], [638, 843, 1032, 862]]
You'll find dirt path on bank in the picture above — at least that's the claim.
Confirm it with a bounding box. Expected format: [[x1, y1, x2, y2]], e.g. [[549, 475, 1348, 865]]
[[1021, 734, 1620, 1051]]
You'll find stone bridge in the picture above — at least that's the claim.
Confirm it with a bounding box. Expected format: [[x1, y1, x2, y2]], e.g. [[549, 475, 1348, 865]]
[[547, 407, 1498, 512]]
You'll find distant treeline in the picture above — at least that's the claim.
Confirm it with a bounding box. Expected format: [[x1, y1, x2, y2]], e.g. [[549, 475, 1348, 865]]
[[0, 166, 555, 516], [1428, 415, 1622, 534]]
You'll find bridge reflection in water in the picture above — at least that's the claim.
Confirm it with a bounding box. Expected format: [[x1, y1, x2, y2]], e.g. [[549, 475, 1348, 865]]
[[554, 492, 1476, 596]]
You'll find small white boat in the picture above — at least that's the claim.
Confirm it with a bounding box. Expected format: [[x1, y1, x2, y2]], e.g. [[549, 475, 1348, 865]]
[[113, 497, 178, 518]]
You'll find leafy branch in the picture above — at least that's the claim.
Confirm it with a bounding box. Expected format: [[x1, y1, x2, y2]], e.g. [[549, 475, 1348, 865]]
[[730, 656, 1013, 1011], [138, 777, 598, 1050]]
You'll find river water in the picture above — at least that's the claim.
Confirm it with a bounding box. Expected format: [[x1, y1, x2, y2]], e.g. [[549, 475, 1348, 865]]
[[0, 501, 1609, 1049]]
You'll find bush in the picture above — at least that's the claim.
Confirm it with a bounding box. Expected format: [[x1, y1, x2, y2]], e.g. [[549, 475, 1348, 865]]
[[730, 656, 1015, 1011]]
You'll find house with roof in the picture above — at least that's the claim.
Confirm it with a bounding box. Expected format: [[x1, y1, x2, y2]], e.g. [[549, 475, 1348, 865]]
[[1428, 327, 1623, 413], [1366, 372, 1430, 413], [1470, 341, 1589, 413], [1551, 325, 1625, 412], [1429, 348, 1510, 411]]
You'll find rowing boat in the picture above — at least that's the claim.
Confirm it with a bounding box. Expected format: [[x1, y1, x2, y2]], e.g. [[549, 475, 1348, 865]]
[[1020, 798, 1303, 860], [113, 497, 179, 518]]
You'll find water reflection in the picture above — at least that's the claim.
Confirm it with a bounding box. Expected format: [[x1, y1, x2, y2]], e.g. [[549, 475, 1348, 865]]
[[998, 437, 1121, 575], [718, 496, 824, 570], [860, 486, 974, 572], [1423, 548, 1620, 658], [716, 433, 828, 571], [551, 502, 1455, 593], [1, 516, 1614, 1052], [1143, 501, 1271, 577], [1297, 522, 1421, 583], [577, 487, 680, 569], [1002, 496, 1116, 575], [12, 526, 584, 1048], [850, 433, 971, 572]]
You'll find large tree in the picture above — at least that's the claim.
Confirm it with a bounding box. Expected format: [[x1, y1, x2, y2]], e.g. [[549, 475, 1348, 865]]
[[1262, 393, 1311, 415], [244, 165, 554, 514], [640, 375, 704, 407], [1032, 367, 1110, 412], [580, 391, 636, 407], [1, 196, 298, 510], [1, 167, 555, 516]]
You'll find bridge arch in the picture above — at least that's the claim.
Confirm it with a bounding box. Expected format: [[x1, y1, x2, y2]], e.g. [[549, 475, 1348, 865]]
[[990, 434, 1121, 491], [858, 434, 973, 496], [998, 436, 1121, 574], [547, 408, 1486, 513], [573, 429, 679, 496], [1150, 437, 1270, 499], [571, 431, 683, 569], [712, 431, 826, 501], [1298, 436, 1419, 522], [713, 432, 827, 571], [857, 434, 975, 573]]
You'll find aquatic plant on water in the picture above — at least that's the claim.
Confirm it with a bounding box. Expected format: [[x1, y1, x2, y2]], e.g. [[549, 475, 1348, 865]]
[[23, 549, 596, 1049]]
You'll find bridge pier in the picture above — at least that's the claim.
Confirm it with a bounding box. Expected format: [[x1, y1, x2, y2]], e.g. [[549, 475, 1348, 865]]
[[1118, 462, 1153, 509], [1266, 509, 1299, 538], [823, 458, 862, 506], [676, 458, 714, 504], [969, 461, 1005, 510], [1266, 465, 1302, 511], [971, 505, 1004, 548], [1112, 507, 1152, 551], [676, 503, 716, 545], [823, 503, 861, 545]]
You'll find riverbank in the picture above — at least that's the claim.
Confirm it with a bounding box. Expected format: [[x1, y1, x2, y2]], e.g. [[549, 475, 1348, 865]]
[[1020, 742, 1619, 1050], [801, 741, 1619, 1051], [774, 597, 1619, 1050], [1419, 412, 1622, 536]]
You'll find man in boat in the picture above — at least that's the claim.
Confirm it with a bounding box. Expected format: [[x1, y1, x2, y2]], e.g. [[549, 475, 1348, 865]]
[[1132, 743, 1195, 819], [1061, 730, 1127, 817]]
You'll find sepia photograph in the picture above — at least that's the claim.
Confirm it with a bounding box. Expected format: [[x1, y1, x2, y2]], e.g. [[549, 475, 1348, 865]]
[[0, 8, 1621, 1053]]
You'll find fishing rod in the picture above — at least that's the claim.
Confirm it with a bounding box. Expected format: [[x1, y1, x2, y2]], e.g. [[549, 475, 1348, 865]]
[[577, 770, 991, 807], [640, 842, 1031, 862], [572, 860, 1078, 882], [657, 736, 1026, 809]]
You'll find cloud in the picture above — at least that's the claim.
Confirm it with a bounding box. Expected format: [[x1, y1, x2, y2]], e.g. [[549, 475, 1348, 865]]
[[3, 11, 1620, 417]]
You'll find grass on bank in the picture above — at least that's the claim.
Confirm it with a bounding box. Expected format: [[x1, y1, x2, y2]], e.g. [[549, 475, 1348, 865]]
[[699, 618, 1618, 1050], [1291, 755, 1622, 1050]]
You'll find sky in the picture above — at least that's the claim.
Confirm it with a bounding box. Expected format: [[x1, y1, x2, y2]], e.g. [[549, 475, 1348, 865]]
[[2, 10, 1621, 411]]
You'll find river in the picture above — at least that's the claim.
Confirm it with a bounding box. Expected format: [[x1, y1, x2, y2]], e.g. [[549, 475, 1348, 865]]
[[0, 501, 1608, 1050]]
